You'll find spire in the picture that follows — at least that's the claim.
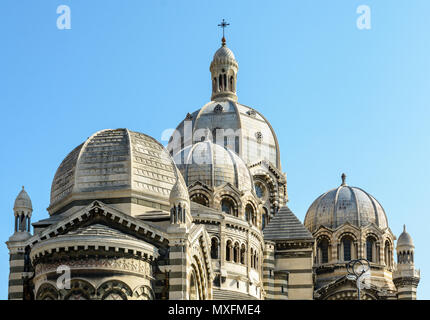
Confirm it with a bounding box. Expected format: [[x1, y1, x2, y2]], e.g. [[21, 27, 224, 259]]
[[341, 173, 347, 186], [403, 224, 406, 233]]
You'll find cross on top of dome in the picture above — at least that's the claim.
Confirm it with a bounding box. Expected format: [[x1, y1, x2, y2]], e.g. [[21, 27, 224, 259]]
[[341, 173, 347, 186], [218, 19, 230, 46]]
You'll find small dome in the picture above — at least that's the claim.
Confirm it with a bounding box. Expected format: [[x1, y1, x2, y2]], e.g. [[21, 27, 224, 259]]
[[397, 225, 414, 248], [50, 129, 181, 215], [173, 139, 253, 192], [169, 173, 189, 204], [213, 45, 236, 61], [14, 186, 32, 211], [304, 174, 388, 232]]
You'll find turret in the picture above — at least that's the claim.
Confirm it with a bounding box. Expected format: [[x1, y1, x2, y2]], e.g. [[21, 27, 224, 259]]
[[393, 225, 420, 300], [6, 186, 33, 300], [168, 173, 192, 230], [210, 33, 238, 102]]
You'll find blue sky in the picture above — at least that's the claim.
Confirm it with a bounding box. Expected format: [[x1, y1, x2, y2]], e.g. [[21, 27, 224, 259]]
[[0, 0, 429, 299]]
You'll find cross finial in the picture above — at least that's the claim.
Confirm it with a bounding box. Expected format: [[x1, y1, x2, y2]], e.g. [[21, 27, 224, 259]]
[[218, 19, 230, 46], [341, 173, 347, 186]]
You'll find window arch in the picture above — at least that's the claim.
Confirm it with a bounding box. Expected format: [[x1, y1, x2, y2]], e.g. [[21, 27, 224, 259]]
[[234, 242, 240, 263], [221, 197, 237, 216], [245, 203, 255, 225], [366, 236, 377, 262], [385, 240, 392, 267], [341, 235, 355, 261], [226, 240, 232, 262], [317, 238, 329, 264], [250, 248, 254, 268], [240, 244, 246, 265], [262, 207, 269, 230], [211, 237, 219, 259], [190, 193, 209, 207], [230, 76, 234, 91]]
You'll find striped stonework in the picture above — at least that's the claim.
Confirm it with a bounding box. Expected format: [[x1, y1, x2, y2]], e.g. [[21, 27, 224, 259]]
[[7, 249, 25, 300], [263, 241, 275, 299], [274, 241, 314, 300], [168, 240, 188, 300], [393, 276, 420, 300], [273, 271, 288, 299]]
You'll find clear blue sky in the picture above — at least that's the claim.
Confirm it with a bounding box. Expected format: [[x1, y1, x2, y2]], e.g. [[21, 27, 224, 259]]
[[0, 0, 428, 299]]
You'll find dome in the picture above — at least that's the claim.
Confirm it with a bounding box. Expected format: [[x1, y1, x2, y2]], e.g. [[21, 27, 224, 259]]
[[14, 186, 32, 211], [304, 175, 388, 233], [213, 45, 236, 62], [397, 225, 414, 247], [49, 129, 182, 215], [173, 139, 253, 192], [167, 100, 281, 169], [169, 173, 190, 204]]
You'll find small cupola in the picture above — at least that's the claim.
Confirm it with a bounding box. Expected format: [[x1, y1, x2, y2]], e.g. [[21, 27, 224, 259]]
[[210, 20, 238, 102]]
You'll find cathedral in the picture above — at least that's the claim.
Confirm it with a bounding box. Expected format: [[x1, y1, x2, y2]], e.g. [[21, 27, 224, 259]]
[[6, 32, 420, 300]]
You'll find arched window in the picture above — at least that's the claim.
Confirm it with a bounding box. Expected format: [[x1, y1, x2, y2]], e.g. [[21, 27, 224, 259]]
[[240, 244, 246, 264], [223, 74, 227, 90], [250, 248, 254, 268], [221, 198, 236, 216], [318, 239, 329, 264], [245, 204, 255, 225], [342, 236, 353, 261], [230, 76, 234, 91], [366, 237, 376, 262], [234, 136, 239, 154], [213, 127, 221, 145], [190, 193, 209, 207], [234, 242, 240, 263], [262, 207, 269, 230], [385, 241, 392, 267], [211, 237, 219, 259], [218, 74, 223, 90], [226, 240, 232, 262]]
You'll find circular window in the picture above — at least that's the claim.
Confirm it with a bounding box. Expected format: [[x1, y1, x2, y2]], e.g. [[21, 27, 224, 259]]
[[255, 132, 263, 143], [255, 182, 266, 199], [214, 104, 224, 113]]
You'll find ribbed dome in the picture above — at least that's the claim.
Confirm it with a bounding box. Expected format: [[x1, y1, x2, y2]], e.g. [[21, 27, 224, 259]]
[[397, 225, 414, 247], [213, 45, 236, 61], [169, 173, 189, 204], [173, 139, 253, 192], [304, 177, 388, 233], [14, 186, 32, 211], [50, 129, 182, 214]]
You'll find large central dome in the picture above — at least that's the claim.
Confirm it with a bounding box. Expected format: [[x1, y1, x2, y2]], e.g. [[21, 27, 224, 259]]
[[49, 128, 184, 216]]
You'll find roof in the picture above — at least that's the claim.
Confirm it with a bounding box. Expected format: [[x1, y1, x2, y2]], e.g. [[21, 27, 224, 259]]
[[49, 128, 185, 215], [397, 225, 414, 247], [14, 186, 32, 211], [59, 223, 139, 242], [173, 139, 253, 192], [304, 176, 388, 232], [263, 206, 313, 241]]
